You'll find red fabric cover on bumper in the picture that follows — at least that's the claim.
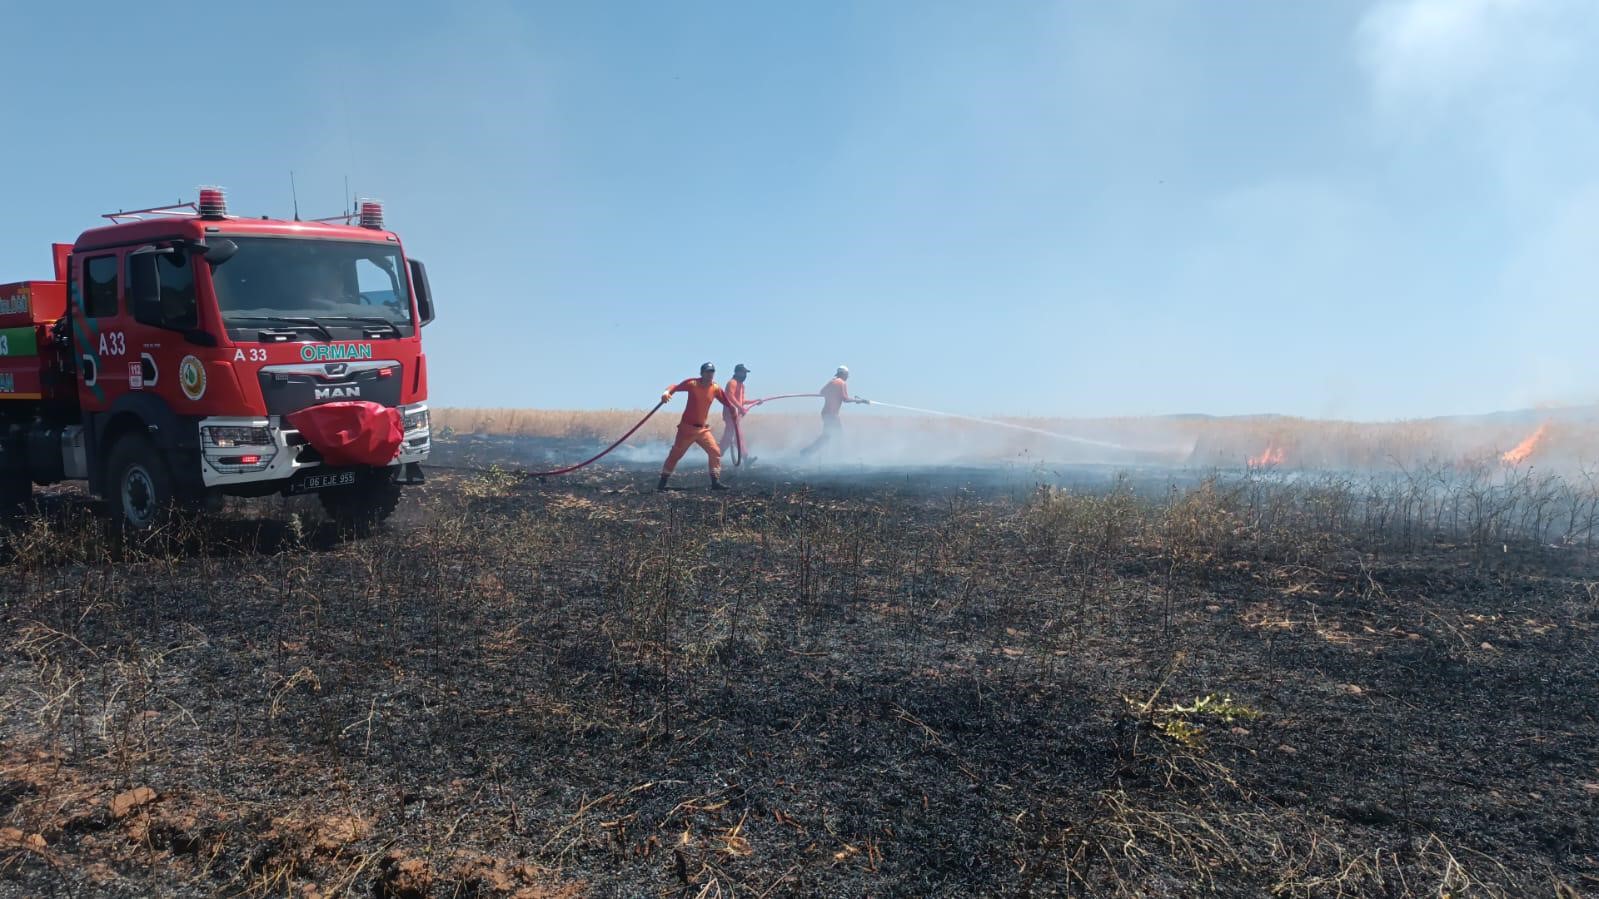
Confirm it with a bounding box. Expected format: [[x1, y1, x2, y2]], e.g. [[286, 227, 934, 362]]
[[286, 401, 403, 467]]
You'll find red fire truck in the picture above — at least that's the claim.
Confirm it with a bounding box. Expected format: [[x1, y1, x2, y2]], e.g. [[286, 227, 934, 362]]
[[0, 187, 434, 531]]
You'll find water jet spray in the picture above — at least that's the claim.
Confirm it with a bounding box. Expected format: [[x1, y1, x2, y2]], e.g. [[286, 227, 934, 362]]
[[863, 401, 1133, 450], [749, 392, 1131, 451]]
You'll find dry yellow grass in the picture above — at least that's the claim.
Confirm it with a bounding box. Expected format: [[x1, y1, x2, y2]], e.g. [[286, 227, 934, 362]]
[[433, 408, 676, 441], [432, 407, 911, 454], [432, 406, 1599, 471]]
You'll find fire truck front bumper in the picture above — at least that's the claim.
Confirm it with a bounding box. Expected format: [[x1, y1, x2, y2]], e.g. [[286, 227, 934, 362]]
[[197, 403, 432, 488]]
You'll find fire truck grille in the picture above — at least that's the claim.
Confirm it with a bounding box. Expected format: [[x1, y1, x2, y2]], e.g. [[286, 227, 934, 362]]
[[258, 362, 404, 416]]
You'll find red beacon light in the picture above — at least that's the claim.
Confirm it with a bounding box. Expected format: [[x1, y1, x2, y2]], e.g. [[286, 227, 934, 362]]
[[357, 199, 384, 230], [197, 186, 228, 219]]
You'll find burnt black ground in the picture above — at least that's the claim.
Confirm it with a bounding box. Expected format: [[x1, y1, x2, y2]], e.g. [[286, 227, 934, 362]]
[[1, 438, 1596, 897]]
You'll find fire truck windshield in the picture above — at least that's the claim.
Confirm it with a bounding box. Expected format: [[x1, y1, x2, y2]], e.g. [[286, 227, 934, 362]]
[[208, 237, 413, 329]]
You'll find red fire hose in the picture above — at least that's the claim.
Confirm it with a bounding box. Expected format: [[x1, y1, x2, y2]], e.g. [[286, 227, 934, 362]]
[[750, 392, 822, 405], [721, 393, 820, 466], [502, 390, 846, 479], [437, 388, 846, 482], [517, 400, 663, 478], [510, 397, 744, 479]]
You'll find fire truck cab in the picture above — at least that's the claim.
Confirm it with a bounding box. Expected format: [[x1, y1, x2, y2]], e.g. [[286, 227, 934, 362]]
[[0, 188, 435, 532]]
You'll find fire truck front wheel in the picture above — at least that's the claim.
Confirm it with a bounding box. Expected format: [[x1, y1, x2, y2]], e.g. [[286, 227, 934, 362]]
[[106, 435, 176, 531], [318, 471, 401, 536], [0, 434, 32, 510]]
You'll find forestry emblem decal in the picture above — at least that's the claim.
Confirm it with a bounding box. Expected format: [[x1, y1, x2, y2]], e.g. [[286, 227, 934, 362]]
[[179, 356, 207, 401]]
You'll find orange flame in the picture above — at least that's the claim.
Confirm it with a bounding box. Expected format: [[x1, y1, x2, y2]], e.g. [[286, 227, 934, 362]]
[[1501, 423, 1549, 466], [1248, 442, 1286, 469]]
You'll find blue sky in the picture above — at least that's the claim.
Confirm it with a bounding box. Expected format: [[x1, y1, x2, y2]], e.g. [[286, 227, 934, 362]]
[[1, 0, 1596, 420]]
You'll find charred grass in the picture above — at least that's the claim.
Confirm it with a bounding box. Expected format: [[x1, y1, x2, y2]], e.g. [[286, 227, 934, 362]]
[[1, 464, 1597, 896]]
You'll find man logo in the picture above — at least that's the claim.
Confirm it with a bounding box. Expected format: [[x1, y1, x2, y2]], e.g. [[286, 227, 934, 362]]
[[324, 362, 349, 378], [314, 385, 361, 401]]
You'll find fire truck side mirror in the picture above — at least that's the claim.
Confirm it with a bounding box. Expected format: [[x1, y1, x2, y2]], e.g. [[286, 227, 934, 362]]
[[409, 258, 435, 326], [202, 239, 238, 266]]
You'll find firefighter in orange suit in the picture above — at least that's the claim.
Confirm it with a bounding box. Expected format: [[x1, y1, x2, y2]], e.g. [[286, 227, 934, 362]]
[[801, 365, 868, 456], [659, 362, 735, 491], [720, 363, 754, 462]]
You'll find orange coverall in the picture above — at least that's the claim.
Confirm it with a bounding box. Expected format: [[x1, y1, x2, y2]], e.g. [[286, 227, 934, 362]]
[[819, 377, 850, 416], [662, 378, 732, 477], [801, 377, 851, 455], [720, 378, 750, 454]]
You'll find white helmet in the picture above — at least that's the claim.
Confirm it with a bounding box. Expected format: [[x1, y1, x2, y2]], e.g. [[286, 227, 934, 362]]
[[835, 365, 849, 377]]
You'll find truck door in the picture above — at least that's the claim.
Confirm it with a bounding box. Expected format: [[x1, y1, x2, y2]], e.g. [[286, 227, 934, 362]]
[[71, 250, 130, 410]]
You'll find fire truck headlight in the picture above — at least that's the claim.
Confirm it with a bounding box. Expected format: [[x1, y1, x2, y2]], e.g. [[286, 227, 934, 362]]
[[402, 405, 430, 433], [201, 422, 278, 474], [204, 426, 273, 448]]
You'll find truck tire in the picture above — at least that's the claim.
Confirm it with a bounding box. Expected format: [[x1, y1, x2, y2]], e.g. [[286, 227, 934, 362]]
[[0, 434, 31, 510], [318, 470, 401, 536], [0, 476, 29, 510], [105, 435, 177, 531]]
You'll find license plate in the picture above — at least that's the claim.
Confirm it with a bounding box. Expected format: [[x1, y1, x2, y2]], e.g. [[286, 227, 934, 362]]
[[293, 470, 357, 493]]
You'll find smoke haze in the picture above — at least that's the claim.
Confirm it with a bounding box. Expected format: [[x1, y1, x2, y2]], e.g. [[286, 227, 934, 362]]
[[2, 2, 1596, 421]]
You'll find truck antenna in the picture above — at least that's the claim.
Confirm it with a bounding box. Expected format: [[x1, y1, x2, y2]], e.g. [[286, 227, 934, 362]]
[[343, 175, 351, 218], [290, 171, 301, 221]]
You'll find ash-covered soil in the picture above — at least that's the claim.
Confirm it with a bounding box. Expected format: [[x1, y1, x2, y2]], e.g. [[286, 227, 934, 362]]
[[1, 443, 1596, 897]]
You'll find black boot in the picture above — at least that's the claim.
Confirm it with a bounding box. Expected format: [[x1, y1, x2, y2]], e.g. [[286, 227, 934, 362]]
[[710, 476, 729, 491], [657, 474, 670, 492]]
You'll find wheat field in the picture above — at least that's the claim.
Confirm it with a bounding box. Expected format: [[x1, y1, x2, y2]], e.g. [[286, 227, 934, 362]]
[[431, 406, 1597, 472]]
